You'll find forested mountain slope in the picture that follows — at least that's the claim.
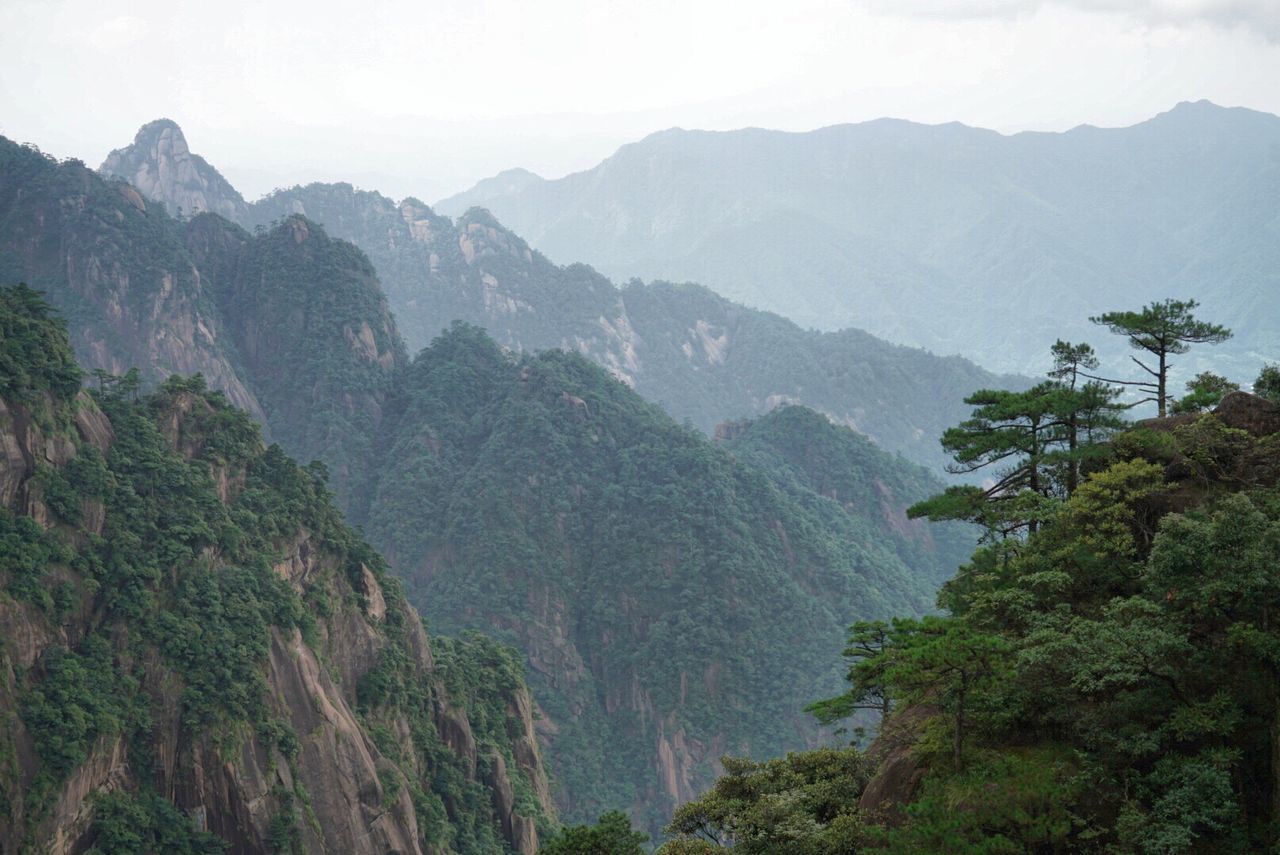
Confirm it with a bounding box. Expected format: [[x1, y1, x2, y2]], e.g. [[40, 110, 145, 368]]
[[183, 212, 405, 509], [440, 101, 1280, 381], [100, 121, 1022, 472], [358, 323, 974, 835], [0, 287, 554, 854], [658, 391, 1280, 852]]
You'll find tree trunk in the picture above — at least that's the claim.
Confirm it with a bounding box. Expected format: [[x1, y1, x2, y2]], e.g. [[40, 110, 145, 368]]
[[1158, 350, 1168, 417]]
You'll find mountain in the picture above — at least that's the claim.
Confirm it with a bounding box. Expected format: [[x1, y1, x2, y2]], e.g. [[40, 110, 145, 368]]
[[0, 286, 554, 853], [183, 212, 406, 509], [101, 122, 1023, 473], [439, 101, 1280, 382], [1, 135, 404, 508], [0, 135, 261, 420], [100, 119, 250, 223], [358, 323, 974, 835]]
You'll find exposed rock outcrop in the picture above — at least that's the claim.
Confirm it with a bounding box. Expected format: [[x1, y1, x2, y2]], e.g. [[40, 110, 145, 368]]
[[100, 119, 250, 223], [0, 373, 552, 853], [0, 135, 264, 420]]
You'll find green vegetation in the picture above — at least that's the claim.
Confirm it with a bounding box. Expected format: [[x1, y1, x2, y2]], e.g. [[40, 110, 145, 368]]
[[908, 341, 1125, 537], [662, 749, 866, 854], [542, 810, 649, 855], [1171, 371, 1239, 414], [1254, 363, 1280, 402], [666, 307, 1280, 853], [1091, 298, 1233, 417], [362, 323, 974, 834], [0, 288, 550, 853], [0, 283, 81, 401], [86, 789, 227, 854]]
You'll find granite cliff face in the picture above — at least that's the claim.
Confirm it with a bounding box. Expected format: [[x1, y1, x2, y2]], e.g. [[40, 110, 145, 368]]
[[0, 295, 554, 853], [100, 119, 250, 223], [0, 136, 262, 421]]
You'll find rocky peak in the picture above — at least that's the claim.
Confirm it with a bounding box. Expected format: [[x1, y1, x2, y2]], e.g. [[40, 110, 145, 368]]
[[457, 207, 535, 265], [100, 119, 249, 223]]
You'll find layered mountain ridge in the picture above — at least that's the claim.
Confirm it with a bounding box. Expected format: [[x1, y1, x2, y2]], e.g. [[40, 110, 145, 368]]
[[439, 100, 1280, 381], [99, 120, 1023, 473], [3, 128, 980, 838]]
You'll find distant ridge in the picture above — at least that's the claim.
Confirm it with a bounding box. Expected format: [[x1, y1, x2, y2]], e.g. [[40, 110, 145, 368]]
[[101, 119, 1021, 472], [437, 100, 1280, 381]]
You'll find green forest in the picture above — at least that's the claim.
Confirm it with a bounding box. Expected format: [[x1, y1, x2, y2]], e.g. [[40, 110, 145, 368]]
[[645, 302, 1280, 853], [360, 321, 973, 835]]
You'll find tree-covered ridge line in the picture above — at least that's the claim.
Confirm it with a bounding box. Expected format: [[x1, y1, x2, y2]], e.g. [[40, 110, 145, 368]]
[[97, 120, 1026, 474], [358, 321, 976, 837], [655, 302, 1280, 853], [0, 287, 553, 854]]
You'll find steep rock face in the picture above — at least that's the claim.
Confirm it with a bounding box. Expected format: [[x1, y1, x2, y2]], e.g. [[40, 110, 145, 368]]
[[361, 326, 974, 835], [0, 296, 553, 854], [100, 119, 250, 223], [0, 136, 263, 420]]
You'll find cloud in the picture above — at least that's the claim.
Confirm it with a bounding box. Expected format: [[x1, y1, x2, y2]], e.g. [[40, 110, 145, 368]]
[[862, 0, 1280, 41]]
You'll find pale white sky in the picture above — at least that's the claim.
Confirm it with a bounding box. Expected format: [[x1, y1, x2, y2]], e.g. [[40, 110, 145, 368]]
[[2, 0, 1278, 201]]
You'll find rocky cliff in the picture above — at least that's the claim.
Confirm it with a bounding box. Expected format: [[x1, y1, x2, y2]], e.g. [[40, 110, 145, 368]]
[[100, 119, 250, 223], [0, 289, 553, 853], [0, 135, 262, 421]]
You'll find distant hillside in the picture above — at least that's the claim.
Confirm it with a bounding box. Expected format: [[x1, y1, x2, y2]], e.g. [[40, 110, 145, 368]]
[[100, 121, 1022, 472], [359, 323, 974, 835], [439, 101, 1280, 382]]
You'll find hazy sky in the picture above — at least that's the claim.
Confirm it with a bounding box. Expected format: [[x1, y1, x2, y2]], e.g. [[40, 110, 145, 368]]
[[2, 0, 1278, 201]]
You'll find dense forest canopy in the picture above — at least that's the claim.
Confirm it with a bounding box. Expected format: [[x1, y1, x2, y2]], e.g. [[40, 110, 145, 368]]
[[655, 306, 1280, 853]]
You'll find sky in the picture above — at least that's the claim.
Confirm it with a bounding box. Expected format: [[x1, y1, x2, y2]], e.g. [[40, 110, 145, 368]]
[[2, 0, 1278, 202]]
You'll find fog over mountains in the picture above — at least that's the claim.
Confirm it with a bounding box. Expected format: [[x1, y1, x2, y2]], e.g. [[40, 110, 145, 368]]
[[439, 100, 1280, 382]]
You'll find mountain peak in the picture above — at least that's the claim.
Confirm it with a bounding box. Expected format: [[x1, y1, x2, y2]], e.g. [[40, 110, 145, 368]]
[[101, 120, 248, 223]]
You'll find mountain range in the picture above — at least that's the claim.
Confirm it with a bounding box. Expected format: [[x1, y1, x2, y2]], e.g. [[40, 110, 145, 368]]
[[439, 100, 1280, 383], [1, 128, 976, 840], [99, 119, 1023, 473]]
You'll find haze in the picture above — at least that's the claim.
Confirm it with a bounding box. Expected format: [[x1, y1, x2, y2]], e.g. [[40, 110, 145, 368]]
[[2, 0, 1278, 200]]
